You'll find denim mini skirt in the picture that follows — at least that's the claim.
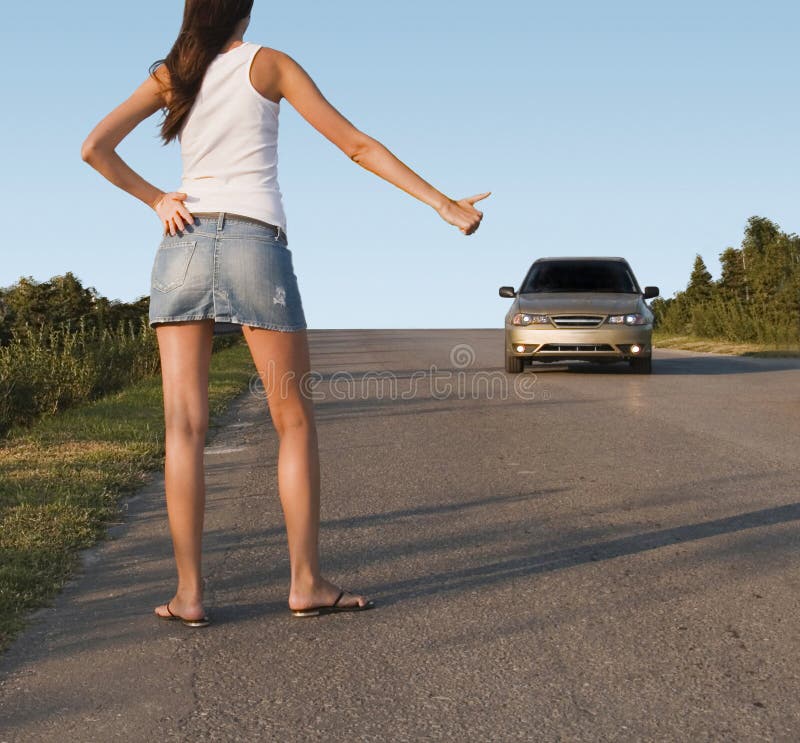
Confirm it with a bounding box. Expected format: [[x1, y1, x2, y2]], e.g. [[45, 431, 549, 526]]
[[148, 212, 307, 336]]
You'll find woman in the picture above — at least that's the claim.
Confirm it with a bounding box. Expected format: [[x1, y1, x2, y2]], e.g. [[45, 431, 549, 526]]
[[81, 0, 489, 627]]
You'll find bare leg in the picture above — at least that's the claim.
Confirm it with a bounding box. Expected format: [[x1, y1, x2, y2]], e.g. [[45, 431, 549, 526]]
[[153, 319, 214, 622], [241, 326, 369, 610]]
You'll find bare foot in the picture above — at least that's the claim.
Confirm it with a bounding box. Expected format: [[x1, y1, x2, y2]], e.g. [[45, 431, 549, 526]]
[[154, 596, 206, 621], [288, 577, 370, 612]]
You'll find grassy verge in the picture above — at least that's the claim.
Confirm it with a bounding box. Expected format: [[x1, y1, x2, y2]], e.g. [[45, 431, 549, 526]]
[[653, 332, 800, 358], [0, 337, 256, 651]]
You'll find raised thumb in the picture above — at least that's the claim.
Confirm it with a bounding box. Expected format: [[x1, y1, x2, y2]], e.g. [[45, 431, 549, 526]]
[[467, 191, 492, 205]]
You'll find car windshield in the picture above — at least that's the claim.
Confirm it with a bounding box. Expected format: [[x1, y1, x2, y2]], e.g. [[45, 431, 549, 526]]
[[520, 260, 639, 293]]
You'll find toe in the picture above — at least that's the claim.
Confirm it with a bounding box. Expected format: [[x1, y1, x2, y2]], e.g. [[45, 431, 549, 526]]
[[343, 590, 368, 608]]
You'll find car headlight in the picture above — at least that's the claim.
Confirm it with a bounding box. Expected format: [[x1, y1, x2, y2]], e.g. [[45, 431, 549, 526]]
[[511, 313, 550, 326], [607, 313, 647, 326]]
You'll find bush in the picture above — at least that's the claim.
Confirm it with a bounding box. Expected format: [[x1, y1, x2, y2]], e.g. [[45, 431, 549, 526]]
[[689, 297, 799, 346], [0, 317, 159, 437]]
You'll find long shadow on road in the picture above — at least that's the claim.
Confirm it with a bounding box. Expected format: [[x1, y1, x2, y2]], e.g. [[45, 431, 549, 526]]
[[207, 497, 800, 618], [360, 500, 800, 608]]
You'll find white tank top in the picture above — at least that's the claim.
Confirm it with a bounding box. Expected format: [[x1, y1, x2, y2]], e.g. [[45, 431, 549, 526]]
[[178, 41, 287, 231]]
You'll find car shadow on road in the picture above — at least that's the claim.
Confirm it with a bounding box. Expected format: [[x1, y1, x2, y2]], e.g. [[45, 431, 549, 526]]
[[527, 355, 800, 375]]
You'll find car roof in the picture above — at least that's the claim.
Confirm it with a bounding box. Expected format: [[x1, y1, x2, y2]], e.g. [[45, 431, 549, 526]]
[[532, 257, 630, 263]]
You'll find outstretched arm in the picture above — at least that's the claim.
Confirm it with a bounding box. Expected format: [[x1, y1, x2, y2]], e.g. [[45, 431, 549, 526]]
[[273, 51, 490, 235], [81, 66, 193, 236]]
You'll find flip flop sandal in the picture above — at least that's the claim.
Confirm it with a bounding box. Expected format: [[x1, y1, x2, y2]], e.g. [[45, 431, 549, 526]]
[[290, 588, 376, 618], [156, 601, 211, 628]]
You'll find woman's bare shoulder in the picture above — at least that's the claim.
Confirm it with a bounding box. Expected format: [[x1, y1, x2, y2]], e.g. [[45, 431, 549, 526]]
[[253, 46, 307, 73], [254, 46, 288, 61], [250, 46, 293, 103]]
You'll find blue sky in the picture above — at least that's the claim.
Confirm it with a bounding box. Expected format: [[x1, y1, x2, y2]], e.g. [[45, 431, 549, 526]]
[[1, 1, 798, 327]]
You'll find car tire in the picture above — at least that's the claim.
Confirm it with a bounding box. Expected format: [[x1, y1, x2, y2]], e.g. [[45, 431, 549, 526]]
[[629, 356, 652, 374], [505, 354, 524, 374]]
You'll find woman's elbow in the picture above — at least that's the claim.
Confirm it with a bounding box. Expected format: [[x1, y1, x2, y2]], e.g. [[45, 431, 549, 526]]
[[80, 137, 105, 164], [347, 133, 377, 164]]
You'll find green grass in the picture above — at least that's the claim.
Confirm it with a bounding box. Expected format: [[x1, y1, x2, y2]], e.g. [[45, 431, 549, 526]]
[[0, 337, 256, 651], [653, 332, 800, 358]]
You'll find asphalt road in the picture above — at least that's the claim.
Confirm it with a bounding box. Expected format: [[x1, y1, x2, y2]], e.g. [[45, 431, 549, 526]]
[[1, 330, 799, 742]]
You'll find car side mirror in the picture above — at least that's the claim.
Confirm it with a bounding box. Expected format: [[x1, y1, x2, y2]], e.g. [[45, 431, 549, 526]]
[[643, 286, 660, 299], [499, 286, 516, 298]]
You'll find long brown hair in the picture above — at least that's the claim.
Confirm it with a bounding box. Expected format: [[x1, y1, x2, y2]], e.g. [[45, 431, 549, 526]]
[[149, 0, 255, 145]]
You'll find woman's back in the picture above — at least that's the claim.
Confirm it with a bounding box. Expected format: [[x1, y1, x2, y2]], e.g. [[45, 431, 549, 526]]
[[179, 41, 287, 230]]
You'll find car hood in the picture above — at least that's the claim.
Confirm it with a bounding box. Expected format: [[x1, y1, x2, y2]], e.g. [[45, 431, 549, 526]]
[[516, 293, 641, 315]]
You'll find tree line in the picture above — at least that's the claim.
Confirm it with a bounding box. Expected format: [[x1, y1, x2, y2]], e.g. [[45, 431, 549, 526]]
[[651, 216, 800, 346], [0, 272, 148, 345]]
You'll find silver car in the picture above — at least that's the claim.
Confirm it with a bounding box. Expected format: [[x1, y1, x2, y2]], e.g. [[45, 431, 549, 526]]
[[500, 257, 659, 374]]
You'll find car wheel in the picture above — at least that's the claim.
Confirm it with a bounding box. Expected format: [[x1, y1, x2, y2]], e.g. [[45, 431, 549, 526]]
[[505, 354, 524, 374], [629, 356, 652, 374]]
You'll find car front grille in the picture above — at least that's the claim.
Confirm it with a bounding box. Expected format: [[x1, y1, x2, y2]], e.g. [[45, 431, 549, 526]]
[[539, 344, 615, 352], [550, 315, 605, 328]]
